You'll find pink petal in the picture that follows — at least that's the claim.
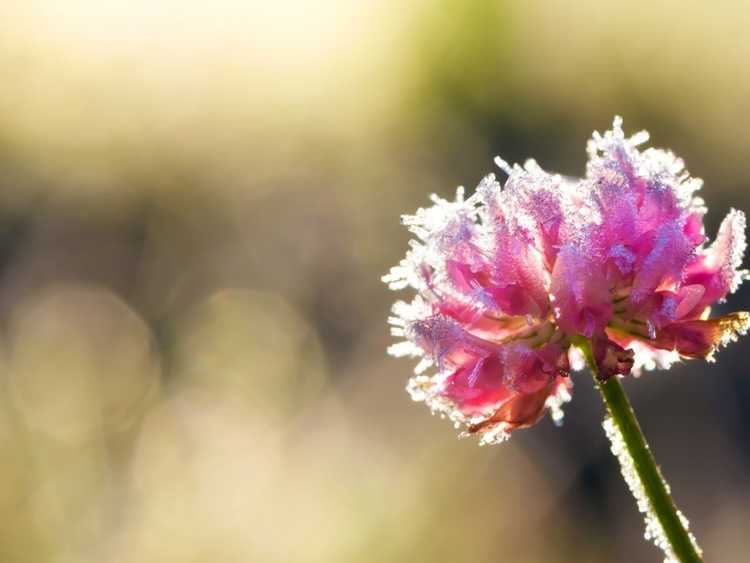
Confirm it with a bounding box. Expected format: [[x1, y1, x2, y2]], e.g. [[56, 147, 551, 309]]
[[551, 245, 612, 337], [630, 222, 695, 303], [651, 313, 750, 359], [441, 341, 568, 417], [684, 209, 747, 306], [442, 354, 513, 411], [467, 375, 569, 435], [672, 284, 706, 320]]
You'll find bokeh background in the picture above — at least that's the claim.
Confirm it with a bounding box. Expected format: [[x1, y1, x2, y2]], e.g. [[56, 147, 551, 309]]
[[0, 1, 748, 562]]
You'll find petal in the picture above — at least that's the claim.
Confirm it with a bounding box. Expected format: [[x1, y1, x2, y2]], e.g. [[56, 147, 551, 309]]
[[435, 298, 528, 341], [446, 259, 491, 296], [446, 235, 549, 319], [406, 313, 495, 372], [502, 162, 567, 268], [591, 169, 639, 248], [634, 182, 681, 235], [442, 354, 513, 412], [651, 312, 750, 360], [467, 375, 570, 436], [672, 284, 706, 320], [649, 284, 706, 328], [492, 230, 550, 318], [550, 244, 612, 337], [630, 222, 695, 303], [683, 211, 706, 247], [468, 384, 552, 433], [684, 209, 747, 307], [440, 340, 570, 435], [441, 343, 556, 413]]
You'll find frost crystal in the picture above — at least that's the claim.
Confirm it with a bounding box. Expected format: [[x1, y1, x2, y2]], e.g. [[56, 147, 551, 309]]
[[602, 416, 702, 562], [385, 117, 749, 444]]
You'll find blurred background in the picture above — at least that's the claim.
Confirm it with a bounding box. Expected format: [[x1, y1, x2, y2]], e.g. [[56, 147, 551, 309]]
[[0, 1, 748, 562]]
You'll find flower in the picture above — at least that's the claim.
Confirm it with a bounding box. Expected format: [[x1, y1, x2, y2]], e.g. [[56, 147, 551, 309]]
[[384, 117, 749, 445]]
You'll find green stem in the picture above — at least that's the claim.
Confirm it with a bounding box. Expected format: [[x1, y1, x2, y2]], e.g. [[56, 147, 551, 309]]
[[581, 343, 702, 562]]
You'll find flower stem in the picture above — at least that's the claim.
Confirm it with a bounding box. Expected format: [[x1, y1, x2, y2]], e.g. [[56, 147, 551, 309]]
[[577, 340, 702, 562]]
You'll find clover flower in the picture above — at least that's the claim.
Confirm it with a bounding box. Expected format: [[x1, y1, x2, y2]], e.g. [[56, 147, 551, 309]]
[[384, 117, 749, 446]]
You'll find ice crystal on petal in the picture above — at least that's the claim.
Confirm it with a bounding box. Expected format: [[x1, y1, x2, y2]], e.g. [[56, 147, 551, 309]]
[[706, 209, 748, 296], [385, 116, 749, 444], [603, 417, 702, 562], [475, 425, 511, 446], [586, 116, 705, 215], [705, 311, 750, 362]]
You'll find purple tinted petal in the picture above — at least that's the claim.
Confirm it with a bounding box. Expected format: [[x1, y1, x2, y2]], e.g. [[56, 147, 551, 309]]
[[551, 244, 612, 337], [630, 222, 695, 303], [684, 209, 747, 306]]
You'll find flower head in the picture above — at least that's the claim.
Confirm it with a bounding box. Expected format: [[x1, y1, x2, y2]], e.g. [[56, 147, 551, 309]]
[[384, 117, 749, 445]]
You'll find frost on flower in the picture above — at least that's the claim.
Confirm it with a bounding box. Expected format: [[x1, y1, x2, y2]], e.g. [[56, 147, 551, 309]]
[[384, 117, 749, 445]]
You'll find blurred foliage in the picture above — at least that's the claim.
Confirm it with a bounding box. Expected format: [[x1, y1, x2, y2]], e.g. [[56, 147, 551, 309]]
[[0, 1, 747, 562]]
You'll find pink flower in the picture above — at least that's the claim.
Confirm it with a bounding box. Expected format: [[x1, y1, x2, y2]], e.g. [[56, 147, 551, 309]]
[[384, 117, 749, 445]]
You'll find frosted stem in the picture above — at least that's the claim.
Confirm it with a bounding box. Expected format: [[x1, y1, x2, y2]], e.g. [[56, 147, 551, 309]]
[[589, 365, 702, 562]]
